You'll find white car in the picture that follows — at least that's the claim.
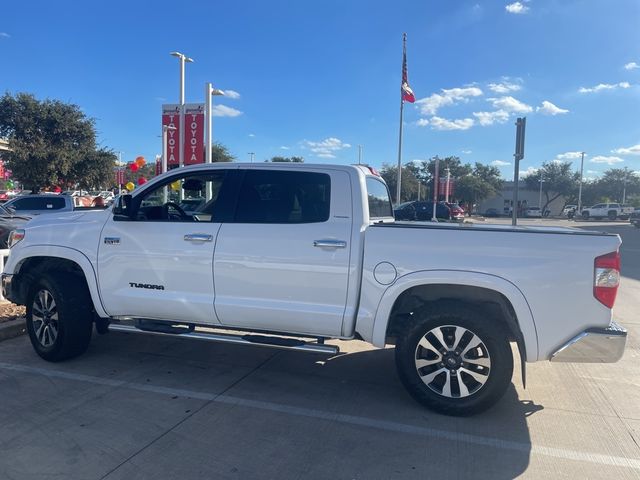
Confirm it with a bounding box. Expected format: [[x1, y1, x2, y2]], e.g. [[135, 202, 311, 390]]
[[525, 206, 542, 218], [1, 163, 627, 416]]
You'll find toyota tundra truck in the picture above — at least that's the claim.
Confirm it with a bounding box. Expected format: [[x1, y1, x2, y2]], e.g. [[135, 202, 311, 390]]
[[0, 163, 627, 416]]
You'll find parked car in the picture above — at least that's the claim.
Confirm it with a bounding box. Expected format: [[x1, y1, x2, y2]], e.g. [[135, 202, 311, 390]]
[[0, 204, 31, 249], [394, 201, 451, 220], [562, 205, 577, 217], [2, 194, 75, 216], [445, 202, 465, 221], [631, 208, 640, 228], [580, 203, 634, 220], [483, 208, 501, 217], [525, 206, 543, 218], [1, 162, 627, 417]]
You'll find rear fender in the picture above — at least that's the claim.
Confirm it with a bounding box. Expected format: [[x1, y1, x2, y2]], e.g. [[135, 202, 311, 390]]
[[371, 270, 539, 361]]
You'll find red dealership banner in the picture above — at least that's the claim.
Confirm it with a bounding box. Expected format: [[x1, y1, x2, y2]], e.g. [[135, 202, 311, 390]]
[[183, 103, 205, 165], [439, 178, 455, 197], [162, 104, 181, 167]]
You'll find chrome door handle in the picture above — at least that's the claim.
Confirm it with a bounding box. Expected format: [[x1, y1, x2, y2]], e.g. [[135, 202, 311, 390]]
[[313, 239, 347, 248], [184, 233, 213, 242]]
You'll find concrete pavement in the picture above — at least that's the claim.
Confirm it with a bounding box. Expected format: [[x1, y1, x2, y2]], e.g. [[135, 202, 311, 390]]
[[0, 219, 638, 479]]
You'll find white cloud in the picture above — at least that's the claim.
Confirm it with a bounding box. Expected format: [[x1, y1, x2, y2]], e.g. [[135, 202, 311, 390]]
[[461, 149, 472, 154], [416, 86, 483, 115], [429, 116, 475, 131], [624, 62, 639, 71], [212, 105, 242, 117], [488, 81, 521, 94], [488, 96, 533, 113], [0, 32, 10, 38], [472, 109, 510, 126], [519, 166, 538, 176], [280, 146, 290, 150], [557, 151, 585, 160], [303, 137, 351, 158], [222, 90, 241, 99], [505, 2, 530, 14], [578, 82, 630, 93], [248, 133, 255, 137], [491, 160, 511, 166], [586, 170, 599, 175], [590, 155, 624, 165], [611, 144, 640, 155], [537, 100, 569, 115], [416, 118, 430, 127]]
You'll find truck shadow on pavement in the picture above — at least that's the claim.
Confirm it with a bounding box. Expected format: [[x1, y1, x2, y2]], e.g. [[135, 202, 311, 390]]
[[80, 333, 543, 479]]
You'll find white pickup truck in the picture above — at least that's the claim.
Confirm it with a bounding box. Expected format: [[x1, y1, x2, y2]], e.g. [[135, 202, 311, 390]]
[[580, 203, 634, 220], [1, 163, 627, 416]]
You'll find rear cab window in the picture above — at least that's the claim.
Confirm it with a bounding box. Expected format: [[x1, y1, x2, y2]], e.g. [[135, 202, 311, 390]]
[[365, 177, 394, 221], [12, 197, 66, 210]]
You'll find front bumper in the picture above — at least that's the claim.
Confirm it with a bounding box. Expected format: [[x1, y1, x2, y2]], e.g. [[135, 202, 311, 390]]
[[1, 273, 16, 303], [550, 321, 627, 363]]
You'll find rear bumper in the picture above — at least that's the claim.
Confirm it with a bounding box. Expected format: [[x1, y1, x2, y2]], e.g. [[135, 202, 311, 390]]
[[550, 321, 627, 363]]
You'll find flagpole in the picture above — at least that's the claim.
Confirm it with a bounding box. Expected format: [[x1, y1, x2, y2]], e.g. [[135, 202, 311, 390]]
[[396, 33, 407, 206]]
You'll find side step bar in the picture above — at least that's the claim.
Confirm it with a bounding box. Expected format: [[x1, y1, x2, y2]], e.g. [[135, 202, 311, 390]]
[[107, 324, 340, 355]]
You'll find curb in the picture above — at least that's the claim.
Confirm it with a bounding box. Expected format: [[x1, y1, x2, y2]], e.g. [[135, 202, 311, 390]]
[[0, 317, 26, 342]]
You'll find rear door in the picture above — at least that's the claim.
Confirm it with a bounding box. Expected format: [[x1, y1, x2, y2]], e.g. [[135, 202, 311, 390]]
[[213, 168, 353, 337]]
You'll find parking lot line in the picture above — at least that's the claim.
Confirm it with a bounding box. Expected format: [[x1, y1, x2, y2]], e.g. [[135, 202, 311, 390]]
[[1, 361, 639, 471]]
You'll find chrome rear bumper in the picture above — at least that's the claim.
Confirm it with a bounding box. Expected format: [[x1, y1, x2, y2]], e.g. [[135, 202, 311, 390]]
[[550, 321, 627, 363]]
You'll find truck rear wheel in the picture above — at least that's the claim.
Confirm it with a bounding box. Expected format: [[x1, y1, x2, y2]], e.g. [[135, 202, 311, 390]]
[[26, 272, 93, 362], [395, 304, 513, 416], [608, 211, 617, 220]]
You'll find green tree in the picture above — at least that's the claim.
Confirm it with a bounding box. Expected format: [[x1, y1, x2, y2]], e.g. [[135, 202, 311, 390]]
[[0, 92, 113, 192], [68, 149, 118, 189], [455, 164, 504, 212], [593, 167, 640, 203], [210, 142, 235, 162], [380, 163, 420, 204], [269, 156, 304, 162], [523, 161, 579, 212]]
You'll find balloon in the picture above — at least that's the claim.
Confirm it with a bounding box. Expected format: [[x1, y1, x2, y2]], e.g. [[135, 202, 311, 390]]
[[54, 186, 62, 193], [6, 180, 14, 189], [137, 177, 147, 185], [125, 182, 135, 191], [135, 156, 146, 167], [129, 162, 139, 172]]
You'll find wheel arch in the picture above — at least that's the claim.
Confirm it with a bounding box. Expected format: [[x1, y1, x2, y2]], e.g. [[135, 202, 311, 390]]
[[12, 246, 107, 318], [371, 270, 539, 363]]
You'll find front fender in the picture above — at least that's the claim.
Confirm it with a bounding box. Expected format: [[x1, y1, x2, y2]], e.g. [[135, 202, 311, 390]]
[[370, 270, 539, 361], [11, 245, 108, 318]]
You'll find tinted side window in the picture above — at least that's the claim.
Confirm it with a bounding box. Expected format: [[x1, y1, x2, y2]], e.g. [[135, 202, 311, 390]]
[[13, 197, 65, 210], [366, 177, 393, 219], [234, 170, 330, 224]]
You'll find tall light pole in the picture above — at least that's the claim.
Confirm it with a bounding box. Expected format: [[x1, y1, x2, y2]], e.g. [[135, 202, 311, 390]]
[[248, 152, 255, 163], [170, 52, 194, 170], [204, 83, 224, 165], [445, 167, 451, 203], [162, 125, 176, 203], [358, 145, 363, 165], [538, 176, 544, 210], [577, 152, 585, 213], [622, 167, 629, 204]]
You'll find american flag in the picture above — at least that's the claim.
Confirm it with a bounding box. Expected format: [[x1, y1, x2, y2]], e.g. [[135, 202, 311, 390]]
[[401, 37, 415, 103]]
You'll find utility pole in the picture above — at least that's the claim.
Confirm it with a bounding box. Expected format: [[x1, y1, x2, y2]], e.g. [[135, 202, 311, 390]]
[[358, 145, 363, 165], [538, 176, 544, 211], [445, 167, 451, 203], [622, 167, 628, 204], [512, 117, 526, 226], [577, 152, 585, 214], [248, 152, 255, 163]]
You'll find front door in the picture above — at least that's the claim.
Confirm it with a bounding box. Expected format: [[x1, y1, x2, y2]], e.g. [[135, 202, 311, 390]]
[[97, 169, 230, 324], [213, 168, 353, 337]]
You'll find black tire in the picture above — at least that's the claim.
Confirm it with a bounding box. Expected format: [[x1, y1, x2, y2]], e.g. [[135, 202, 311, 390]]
[[608, 211, 617, 221], [395, 303, 513, 416], [26, 272, 93, 362], [582, 211, 589, 220]]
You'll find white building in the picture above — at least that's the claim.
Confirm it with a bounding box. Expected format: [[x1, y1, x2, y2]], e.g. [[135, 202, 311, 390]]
[[478, 181, 567, 216]]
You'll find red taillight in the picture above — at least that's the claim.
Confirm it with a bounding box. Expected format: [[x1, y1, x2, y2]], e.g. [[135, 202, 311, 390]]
[[594, 251, 620, 308]]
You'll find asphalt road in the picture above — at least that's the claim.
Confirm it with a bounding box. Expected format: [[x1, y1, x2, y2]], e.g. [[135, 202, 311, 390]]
[[0, 218, 638, 479]]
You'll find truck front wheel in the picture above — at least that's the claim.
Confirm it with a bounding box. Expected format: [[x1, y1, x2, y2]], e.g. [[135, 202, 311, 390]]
[[26, 272, 93, 362], [395, 304, 513, 416]]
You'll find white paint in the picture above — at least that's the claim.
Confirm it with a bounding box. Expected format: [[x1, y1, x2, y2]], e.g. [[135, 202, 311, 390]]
[[0, 361, 638, 471]]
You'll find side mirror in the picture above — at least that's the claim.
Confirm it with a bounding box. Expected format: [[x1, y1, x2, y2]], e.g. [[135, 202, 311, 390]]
[[113, 194, 133, 220]]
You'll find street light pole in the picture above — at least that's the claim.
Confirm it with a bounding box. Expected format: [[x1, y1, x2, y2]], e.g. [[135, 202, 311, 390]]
[[162, 125, 176, 203], [358, 145, 363, 165], [538, 176, 544, 210], [577, 151, 585, 213], [170, 52, 194, 171], [248, 152, 255, 163], [622, 168, 628, 204]]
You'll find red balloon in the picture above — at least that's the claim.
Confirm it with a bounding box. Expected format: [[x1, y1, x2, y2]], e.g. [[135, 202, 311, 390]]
[[137, 176, 147, 185], [129, 162, 139, 172], [54, 186, 62, 193]]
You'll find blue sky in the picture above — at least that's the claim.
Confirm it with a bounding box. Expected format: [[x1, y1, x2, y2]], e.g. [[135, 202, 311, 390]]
[[1, 0, 639, 179]]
